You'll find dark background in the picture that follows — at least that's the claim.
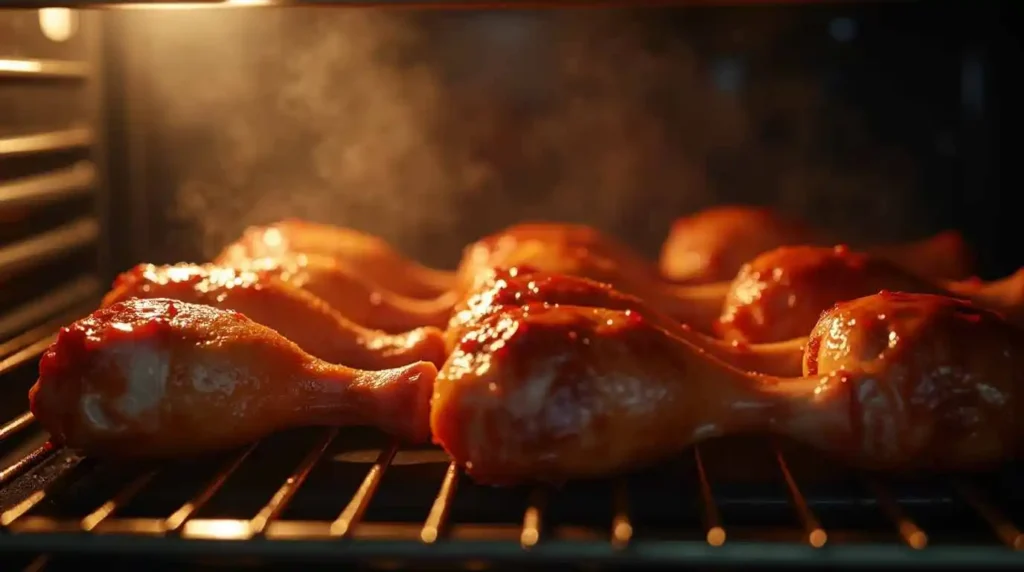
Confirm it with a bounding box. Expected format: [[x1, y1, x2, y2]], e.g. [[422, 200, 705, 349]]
[[96, 3, 1021, 279], [2, 3, 1020, 279]]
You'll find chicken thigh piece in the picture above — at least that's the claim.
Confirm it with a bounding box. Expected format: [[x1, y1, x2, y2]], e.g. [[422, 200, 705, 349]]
[[103, 264, 448, 370], [31, 298, 438, 457]]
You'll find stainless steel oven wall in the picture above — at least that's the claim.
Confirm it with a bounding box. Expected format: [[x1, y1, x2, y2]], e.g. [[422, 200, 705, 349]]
[[0, 7, 105, 493], [102, 4, 1015, 276], [0, 7, 105, 361]]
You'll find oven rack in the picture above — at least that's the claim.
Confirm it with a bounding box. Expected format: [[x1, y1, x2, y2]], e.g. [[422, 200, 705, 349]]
[[1, 327, 1024, 570]]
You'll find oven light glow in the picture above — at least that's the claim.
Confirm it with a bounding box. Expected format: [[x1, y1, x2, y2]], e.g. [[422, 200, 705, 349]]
[[0, 59, 42, 73], [38, 8, 78, 43]]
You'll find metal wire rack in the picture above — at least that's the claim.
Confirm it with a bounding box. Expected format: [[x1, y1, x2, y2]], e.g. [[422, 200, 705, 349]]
[[1, 325, 1024, 570]]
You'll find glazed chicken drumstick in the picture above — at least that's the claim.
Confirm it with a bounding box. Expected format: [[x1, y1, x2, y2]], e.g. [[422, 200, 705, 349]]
[[31, 298, 438, 458], [216, 219, 454, 299], [449, 267, 805, 376], [223, 254, 454, 333], [660, 205, 974, 283], [717, 245, 1024, 344], [456, 223, 729, 332], [432, 293, 1024, 485], [103, 264, 448, 370]]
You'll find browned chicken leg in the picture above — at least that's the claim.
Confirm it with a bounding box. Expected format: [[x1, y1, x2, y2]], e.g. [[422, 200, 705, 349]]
[[229, 254, 455, 333], [716, 245, 1024, 343], [457, 223, 729, 332], [660, 205, 974, 283], [103, 264, 447, 370], [944, 268, 1024, 326], [431, 293, 1024, 485], [659, 206, 818, 284], [31, 298, 438, 457], [215, 219, 454, 299], [448, 267, 804, 376]]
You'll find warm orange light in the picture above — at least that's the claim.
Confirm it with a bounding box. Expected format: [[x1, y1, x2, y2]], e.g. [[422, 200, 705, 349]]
[[0, 59, 42, 73], [38, 8, 77, 42]]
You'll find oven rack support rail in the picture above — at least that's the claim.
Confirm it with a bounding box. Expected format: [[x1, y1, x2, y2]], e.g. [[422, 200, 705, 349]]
[[1, 327, 1024, 569]]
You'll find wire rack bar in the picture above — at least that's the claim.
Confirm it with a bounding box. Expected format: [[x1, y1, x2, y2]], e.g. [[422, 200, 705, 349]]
[[611, 478, 632, 548], [775, 446, 827, 547], [21, 555, 48, 572], [0, 332, 60, 377], [693, 446, 726, 546], [81, 471, 159, 531], [953, 479, 1024, 550], [0, 443, 54, 488], [866, 477, 927, 549], [520, 487, 545, 548], [249, 428, 338, 536], [330, 441, 398, 538], [0, 163, 96, 214], [0, 412, 36, 442], [0, 128, 93, 158], [163, 442, 259, 533], [421, 462, 459, 543], [3, 488, 52, 527], [0, 218, 100, 279], [0, 58, 89, 80]]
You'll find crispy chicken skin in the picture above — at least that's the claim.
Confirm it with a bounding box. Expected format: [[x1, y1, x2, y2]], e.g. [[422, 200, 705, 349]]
[[449, 267, 804, 376], [216, 219, 454, 299], [432, 294, 1023, 485], [103, 263, 447, 370], [31, 299, 438, 457]]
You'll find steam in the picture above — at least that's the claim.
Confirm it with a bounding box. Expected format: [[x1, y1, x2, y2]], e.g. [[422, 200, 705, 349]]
[[125, 8, 918, 267]]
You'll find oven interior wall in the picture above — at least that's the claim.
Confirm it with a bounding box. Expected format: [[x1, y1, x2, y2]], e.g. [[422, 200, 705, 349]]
[[0, 8, 104, 364], [101, 3, 1021, 279]]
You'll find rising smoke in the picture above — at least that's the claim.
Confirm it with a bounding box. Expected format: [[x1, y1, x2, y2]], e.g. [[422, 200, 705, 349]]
[[122, 7, 920, 268]]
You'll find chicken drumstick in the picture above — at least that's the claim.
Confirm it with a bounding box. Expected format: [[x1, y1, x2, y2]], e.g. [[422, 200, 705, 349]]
[[228, 254, 455, 333], [103, 264, 447, 370], [660, 205, 974, 283], [31, 298, 438, 457], [457, 223, 729, 332], [216, 219, 454, 299], [717, 245, 1023, 344], [432, 293, 1023, 485], [449, 266, 804, 376]]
